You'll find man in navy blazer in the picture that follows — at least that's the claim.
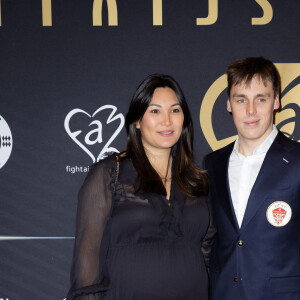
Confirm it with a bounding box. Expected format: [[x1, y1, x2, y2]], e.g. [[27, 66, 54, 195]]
[[204, 57, 300, 300]]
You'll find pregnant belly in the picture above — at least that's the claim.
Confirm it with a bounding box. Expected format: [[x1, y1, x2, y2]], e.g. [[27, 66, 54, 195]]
[[107, 242, 208, 298]]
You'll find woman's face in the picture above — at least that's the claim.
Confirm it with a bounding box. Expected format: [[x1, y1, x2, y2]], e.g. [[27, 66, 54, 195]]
[[136, 87, 184, 153]]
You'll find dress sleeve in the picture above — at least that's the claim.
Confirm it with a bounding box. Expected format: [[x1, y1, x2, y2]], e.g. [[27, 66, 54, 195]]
[[201, 193, 217, 268], [67, 161, 114, 300]]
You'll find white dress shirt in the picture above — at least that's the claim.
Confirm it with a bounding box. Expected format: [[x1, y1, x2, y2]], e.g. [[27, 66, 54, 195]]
[[228, 126, 278, 228]]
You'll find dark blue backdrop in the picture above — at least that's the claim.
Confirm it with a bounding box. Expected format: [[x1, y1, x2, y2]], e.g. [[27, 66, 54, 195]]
[[0, 1, 299, 299]]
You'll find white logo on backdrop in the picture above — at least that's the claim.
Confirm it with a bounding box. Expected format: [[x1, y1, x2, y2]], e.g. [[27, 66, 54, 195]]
[[0, 115, 13, 169], [64, 105, 125, 162]]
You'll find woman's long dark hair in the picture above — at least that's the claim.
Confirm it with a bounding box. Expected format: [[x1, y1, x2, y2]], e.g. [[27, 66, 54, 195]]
[[124, 74, 208, 197]]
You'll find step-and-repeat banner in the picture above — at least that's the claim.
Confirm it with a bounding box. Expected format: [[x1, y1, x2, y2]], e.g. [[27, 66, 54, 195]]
[[0, 1, 299, 299]]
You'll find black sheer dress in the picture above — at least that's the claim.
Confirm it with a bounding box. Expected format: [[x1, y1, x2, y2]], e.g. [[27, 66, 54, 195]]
[[67, 155, 215, 300]]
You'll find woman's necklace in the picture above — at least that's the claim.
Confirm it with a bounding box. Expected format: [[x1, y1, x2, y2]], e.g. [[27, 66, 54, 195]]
[[163, 154, 172, 185]]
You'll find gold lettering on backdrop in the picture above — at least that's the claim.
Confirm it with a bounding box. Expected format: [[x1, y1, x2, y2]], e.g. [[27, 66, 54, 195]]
[[153, 0, 163, 26], [0, 0, 278, 27], [200, 64, 300, 150], [252, 0, 273, 25], [196, 0, 218, 25], [93, 0, 118, 26], [42, 0, 52, 26]]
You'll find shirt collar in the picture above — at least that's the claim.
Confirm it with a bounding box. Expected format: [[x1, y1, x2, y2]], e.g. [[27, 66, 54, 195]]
[[232, 125, 278, 157]]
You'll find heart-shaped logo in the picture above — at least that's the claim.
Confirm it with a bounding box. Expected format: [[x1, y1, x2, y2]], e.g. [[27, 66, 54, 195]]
[[64, 105, 125, 162]]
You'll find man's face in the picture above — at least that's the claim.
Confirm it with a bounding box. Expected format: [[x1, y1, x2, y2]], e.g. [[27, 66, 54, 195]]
[[227, 76, 280, 148]]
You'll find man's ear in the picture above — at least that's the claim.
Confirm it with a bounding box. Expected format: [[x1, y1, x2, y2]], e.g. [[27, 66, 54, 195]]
[[227, 99, 232, 113], [274, 94, 280, 110]]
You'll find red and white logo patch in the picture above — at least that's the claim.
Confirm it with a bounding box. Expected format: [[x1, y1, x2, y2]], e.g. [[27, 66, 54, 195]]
[[266, 201, 292, 227]]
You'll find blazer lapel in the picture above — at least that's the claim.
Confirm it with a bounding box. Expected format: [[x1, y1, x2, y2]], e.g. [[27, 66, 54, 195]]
[[212, 144, 239, 232], [240, 132, 295, 231]]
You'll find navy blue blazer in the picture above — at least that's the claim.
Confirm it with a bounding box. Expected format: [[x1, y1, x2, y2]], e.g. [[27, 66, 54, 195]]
[[204, 132, 300, 300]]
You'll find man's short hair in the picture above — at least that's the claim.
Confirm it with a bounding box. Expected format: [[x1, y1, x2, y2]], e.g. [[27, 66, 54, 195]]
[[226, 56, 281, 98]]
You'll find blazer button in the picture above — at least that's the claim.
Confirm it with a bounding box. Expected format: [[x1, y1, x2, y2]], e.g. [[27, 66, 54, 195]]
[[233, 277, 238, 282], [237, 240, 244, 247]]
